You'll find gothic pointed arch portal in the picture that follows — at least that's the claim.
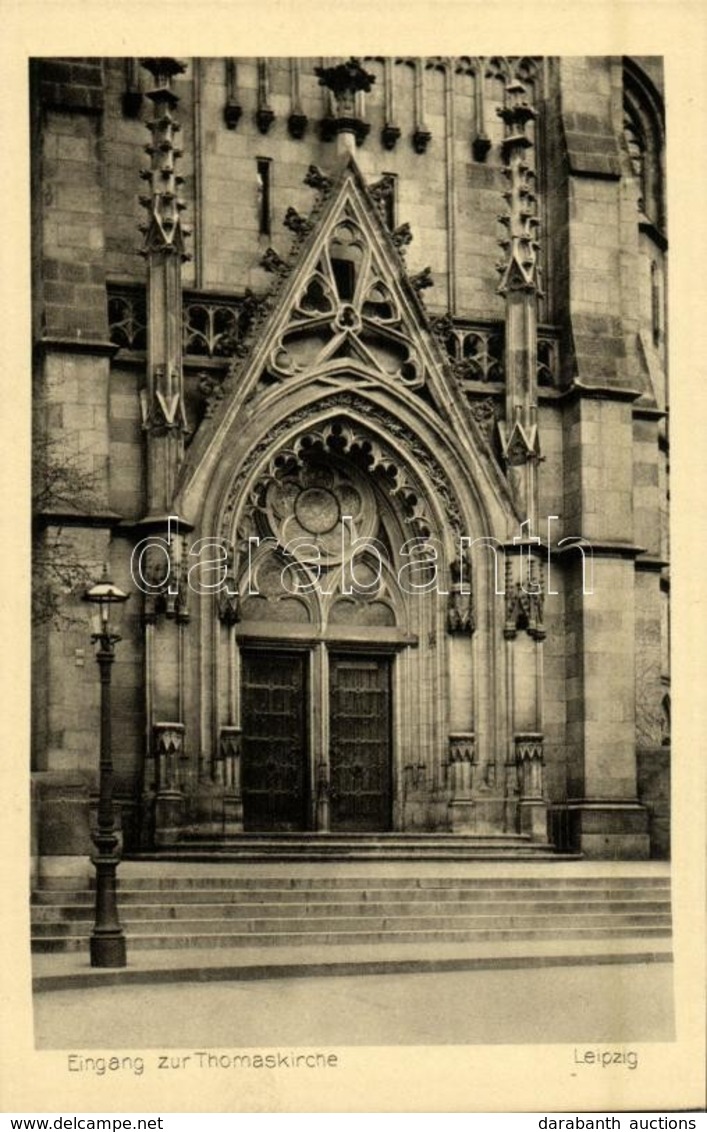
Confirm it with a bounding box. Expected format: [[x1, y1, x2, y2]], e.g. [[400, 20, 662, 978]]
[[210, 408, 467, 834], [166, 388, 526, 845], [154, 157, 542, 847]]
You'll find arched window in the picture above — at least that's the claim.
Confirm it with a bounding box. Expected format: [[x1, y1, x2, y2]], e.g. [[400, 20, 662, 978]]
[[623, 59, 665, 237]]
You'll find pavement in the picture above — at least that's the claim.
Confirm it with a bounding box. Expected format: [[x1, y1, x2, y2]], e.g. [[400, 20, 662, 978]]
[[32, 933, 672, 991], [31, 859, 675, 1048], [33, 958, 676, 1048]]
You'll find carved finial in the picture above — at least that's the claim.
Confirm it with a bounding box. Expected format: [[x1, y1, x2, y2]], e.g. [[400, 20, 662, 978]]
[[139, 58, 190, 261], [496, 79, 541, 296], [314, 58, 375, 149], [315, 57, 375, 104]]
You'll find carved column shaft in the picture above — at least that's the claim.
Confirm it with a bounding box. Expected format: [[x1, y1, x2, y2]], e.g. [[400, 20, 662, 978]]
[[447, 732, 477, 832], [515, 732, 547, 840], [448, 733, 476, 795], [154, 722, 185, 791], [218, 726, 242, 794], [497, 79, 541, 528], [139, 58, 190, 514], [515, 734, 544, 798], [152, 721, 186, 846]]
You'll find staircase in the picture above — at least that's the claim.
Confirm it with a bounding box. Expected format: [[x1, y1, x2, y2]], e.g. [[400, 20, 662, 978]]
[[32, 865, 672, 955], [142, 832, 562, 861]]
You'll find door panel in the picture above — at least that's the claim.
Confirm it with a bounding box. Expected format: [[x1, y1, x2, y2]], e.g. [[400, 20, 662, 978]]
[[329, 655, 392, 832], [241, 651, 307, 831]]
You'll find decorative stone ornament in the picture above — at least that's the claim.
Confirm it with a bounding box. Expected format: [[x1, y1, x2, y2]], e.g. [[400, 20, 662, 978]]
[[498, 405, 540, 466], [447, 556, 475, 635], [198, 373, 226, 418], [139, 58, 190, 512], [496, 81, 541, 296], [381, 123, 401, 150], [495, 77, 542, 528], [314, 58, 375, 151], [369, 173, 396, 225], [472, 133, 492, 162], [256, 106, 275, 135], [260, 247, 288, 275], [224, 59, 242, 129], [392, 222, 413, 256], [256, 212, 427, 391], [315, 57, 376, 106], [138, 58, 190, 260], [256, 59, 275, 135], [503, 555, 545, 640], [288, 111, 308, 139], [304, 164, 333, 194], [412, 125, 432, 154], [283, 207, 313, 238], [410, 266, 434, 293], [224, 101, 242, 129]]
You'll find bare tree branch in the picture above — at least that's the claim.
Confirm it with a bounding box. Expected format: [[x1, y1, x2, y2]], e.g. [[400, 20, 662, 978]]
[[32, 433, 102, 627]]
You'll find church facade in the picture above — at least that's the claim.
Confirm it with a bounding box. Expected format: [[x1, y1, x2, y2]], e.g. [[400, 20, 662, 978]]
[[30, 56, 670, 866]]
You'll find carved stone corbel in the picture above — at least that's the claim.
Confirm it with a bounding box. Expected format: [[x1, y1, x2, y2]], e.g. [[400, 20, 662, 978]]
[[412, 125, 432, 154], [224, 59, 242, 129], [288, 112, 308, 139], [382, 123, 401, 150]]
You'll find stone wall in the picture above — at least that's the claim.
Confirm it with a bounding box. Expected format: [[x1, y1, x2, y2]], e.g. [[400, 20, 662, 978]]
[[30, 56, 669, 859]]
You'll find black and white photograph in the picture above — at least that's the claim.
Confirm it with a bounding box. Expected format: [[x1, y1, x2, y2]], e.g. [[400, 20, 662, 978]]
[[2, 2, 706, 1117]]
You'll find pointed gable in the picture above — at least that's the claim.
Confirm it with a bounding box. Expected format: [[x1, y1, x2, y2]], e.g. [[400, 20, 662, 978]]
[[263, 191, 429, 388], [202, 158, 461, 418], [177, 156, 519, 526]]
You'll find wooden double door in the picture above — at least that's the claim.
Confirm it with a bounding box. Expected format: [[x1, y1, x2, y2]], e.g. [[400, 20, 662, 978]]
[[241, 650, 392, 833]]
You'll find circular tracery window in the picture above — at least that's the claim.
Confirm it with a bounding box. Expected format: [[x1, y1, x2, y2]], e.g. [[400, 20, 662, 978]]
[[263, 462, 377, 566]]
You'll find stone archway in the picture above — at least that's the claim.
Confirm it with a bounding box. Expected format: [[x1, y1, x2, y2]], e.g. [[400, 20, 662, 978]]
[[208, 413, 451, 835]]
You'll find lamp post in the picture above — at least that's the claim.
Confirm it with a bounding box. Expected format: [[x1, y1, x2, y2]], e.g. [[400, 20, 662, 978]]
[[84, 566, 130, 968]]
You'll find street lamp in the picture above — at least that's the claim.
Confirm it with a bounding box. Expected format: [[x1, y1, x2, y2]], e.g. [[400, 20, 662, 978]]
[[84, 565, 130, 968]]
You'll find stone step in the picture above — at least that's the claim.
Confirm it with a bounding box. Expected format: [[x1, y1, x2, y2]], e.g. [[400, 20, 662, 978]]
[[175, 834, 548, 847], [33, 873, 672, 892], [31, 884, 670, 908], [139, 833, 564, 861], [31, 898, 672, 924], [30, 910, 673, 937], [141, 849, 561, 862], [31, 866, 672, 955], [31, 923, 673, 954]]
